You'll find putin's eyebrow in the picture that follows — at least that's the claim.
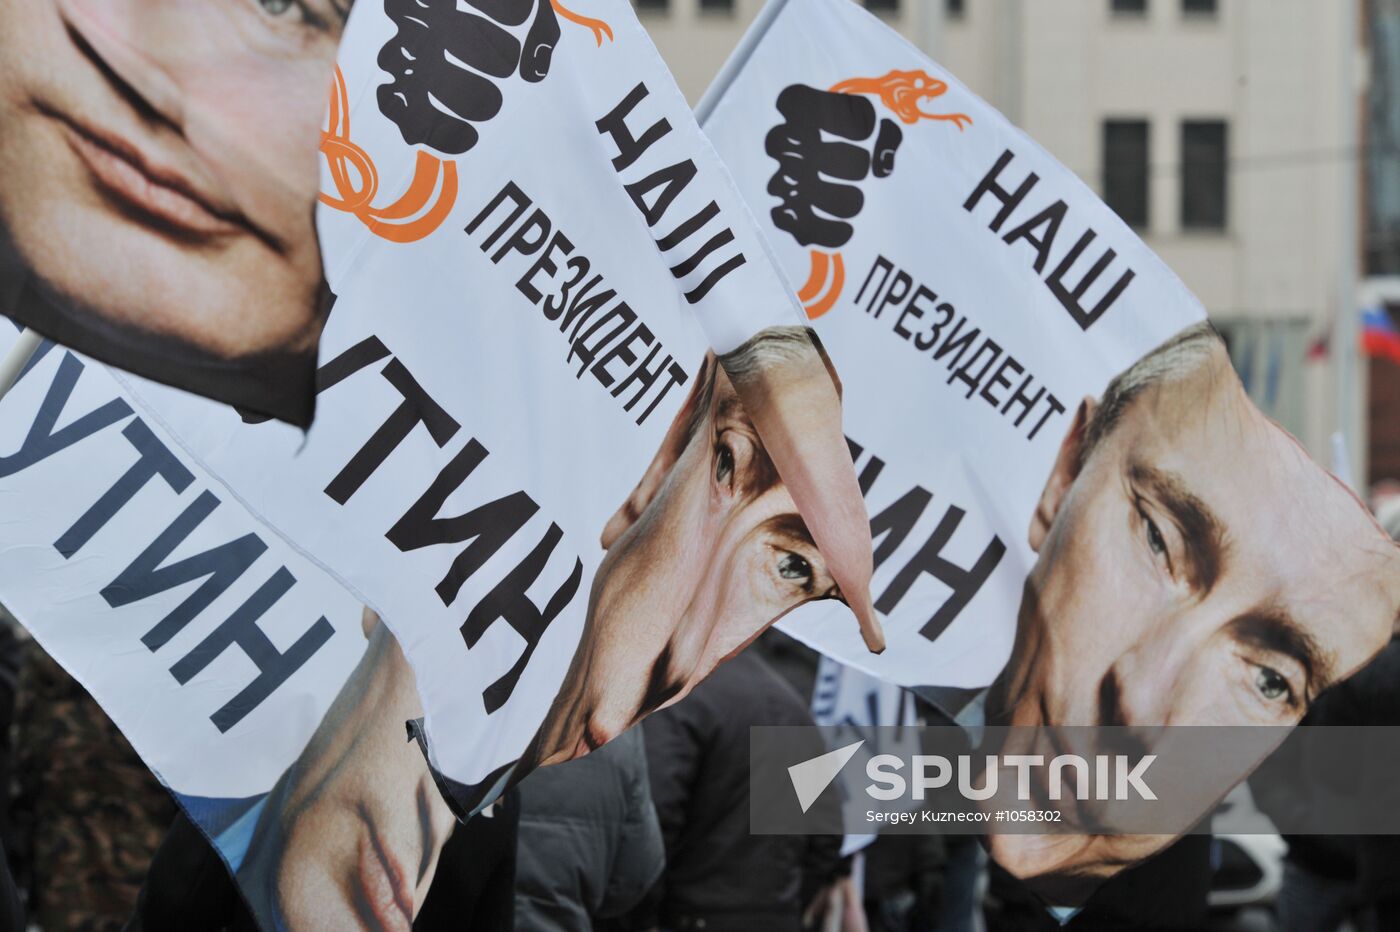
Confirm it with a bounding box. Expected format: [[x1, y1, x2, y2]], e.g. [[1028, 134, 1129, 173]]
[[715, 392, 780, 496], [1128, 462, 1227, 592], [1229, 610, 1336, 696]]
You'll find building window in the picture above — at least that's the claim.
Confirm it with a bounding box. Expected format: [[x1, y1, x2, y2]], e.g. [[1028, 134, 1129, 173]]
[[1111, 0, 1147, 14], [634, 0, 667, 13], [946, 0, 966, 18], [1182, 0, 1217, 14], [699, 0, 733, 11], [865, 0, 898, 13], [1181, 119, 1227, 230], [1102, 120, 1150, 229]]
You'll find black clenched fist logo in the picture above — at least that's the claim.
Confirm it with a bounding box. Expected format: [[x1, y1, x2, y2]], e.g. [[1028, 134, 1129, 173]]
[[765, 84, 904, 250], [378, 0, 561, 155]]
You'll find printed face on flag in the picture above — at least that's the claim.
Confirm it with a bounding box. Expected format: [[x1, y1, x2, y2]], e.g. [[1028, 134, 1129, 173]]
[[1002, 326, 1395, 734], [699, 0, 1400, 903], [73, 0, 875, 845], [0, 0, 882, 927], [237, 611, 454, 932], [0, 0, 345, 425], [981, 324, 1400, 899], [525, 330, 847, 767], [0, 329, 465, 930]]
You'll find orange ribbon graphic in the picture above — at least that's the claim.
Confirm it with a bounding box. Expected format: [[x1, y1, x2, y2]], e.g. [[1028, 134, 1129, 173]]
[[320, 66, 458, 243], [799, 69, 971, 320]]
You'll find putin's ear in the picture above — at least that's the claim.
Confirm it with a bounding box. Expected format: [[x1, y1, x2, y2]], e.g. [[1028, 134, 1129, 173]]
[[601, 354, 714, 550], [1029, 395, 1096, 553]]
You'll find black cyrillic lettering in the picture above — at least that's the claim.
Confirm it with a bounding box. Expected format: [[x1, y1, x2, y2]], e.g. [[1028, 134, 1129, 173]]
[[386, 439, 540, 607], [876, 507, 1006, 640], [325, 359, 460, 505], [915, 302, 955, 353], [635, 362, 688, 426], [56, 419, 193, 558], [595, 82, 670, 172], [542, 256, 591, 322], [980, 355, 1024, 409], [856, 256, 894, 311], [612, 346, 670, 411], [0, 353, 131, 478], [1001, 374, 1048, 428], [670, 228, 735, 280], [593, 323, 654, 389], [933, 319, 980, 370], [465, 181, 533, 252], [683, 253, 746, 304], [1045, 229, 1136, 330], [102, 491, 268, 651], [517, 230, 575, 305], [1027, 393, 1067, 441], [948, 339, 1003, 399], [491, 207, 550, 264], [894, 285, 937, 341], [963, 149, 1039, 233], [462, 524, 583, 713], [1001, 199, 1066, 273], [568, 302, 636, 377], [558, 275, 616, 343], [169, 567, 334, 733], [657, 201, 719, 251], [625, 159, 697, 227], [873, 270, 913, 321], [870, 486, 933, 570]]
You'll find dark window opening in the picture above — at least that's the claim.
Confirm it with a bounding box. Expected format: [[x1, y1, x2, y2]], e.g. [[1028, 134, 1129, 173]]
[[1181, 119, 1228, 230], [1103, 119, 1150, 229]]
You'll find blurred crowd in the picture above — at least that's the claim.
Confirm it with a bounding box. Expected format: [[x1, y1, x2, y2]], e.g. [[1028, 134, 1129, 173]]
[[0, 497, 1396, 932]]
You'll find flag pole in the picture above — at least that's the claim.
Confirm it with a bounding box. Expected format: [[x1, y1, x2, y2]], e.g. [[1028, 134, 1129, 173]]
[[0, 328, 43, 402]]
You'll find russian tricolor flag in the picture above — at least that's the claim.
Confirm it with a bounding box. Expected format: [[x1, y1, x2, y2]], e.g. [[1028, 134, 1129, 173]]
[[1362, 305, 1400, 365]]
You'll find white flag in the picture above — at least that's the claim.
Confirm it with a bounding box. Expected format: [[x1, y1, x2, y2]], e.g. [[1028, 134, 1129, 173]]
[[700, 0, 1400, 901]]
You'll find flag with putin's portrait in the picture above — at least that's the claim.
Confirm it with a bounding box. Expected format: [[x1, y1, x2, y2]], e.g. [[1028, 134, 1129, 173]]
[[101, 0, 879, 834], [701, 0, 1400, 903], [0, 0, 878, 927], [0, 0, 350, 426]]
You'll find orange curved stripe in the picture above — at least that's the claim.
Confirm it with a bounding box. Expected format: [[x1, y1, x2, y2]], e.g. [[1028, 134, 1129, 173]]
[[366, 151, 446, 221], [797, 250, 830, 303], [803, 252, 845, 320], [318, 65, 456, 243], [367, 162, 459, 243], [319, 136, 378, 213]]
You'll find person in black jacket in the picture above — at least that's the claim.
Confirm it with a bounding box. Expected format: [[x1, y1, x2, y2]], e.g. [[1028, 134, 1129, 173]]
[[631, 649, 842, 932], [513, 726, 663, 931]]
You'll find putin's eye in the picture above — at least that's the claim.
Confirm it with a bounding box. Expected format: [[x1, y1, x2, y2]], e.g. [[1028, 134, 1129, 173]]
[[1254, 666, 1292, 703], [777, 552, 812, 584], [258, 0, 294, 13], [715, 443, 735, 487], [1144, 515, 1167, 558]]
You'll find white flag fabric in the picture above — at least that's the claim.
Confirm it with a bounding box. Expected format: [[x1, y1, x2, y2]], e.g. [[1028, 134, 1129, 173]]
[[700, 0, 1204, 691], [109, 0, 875, 823], [0, 329, 365, 799], [700, 0, 1400, 901]]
